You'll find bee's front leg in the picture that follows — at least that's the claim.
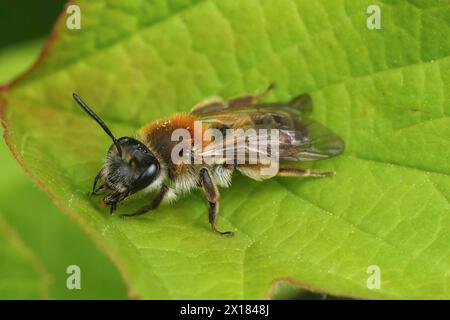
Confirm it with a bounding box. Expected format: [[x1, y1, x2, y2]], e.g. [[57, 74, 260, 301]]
[[91, 169, 104, 195], [200, 168, 233, 236], [119, 185, 168, 218], [91, 185, 105, 195]]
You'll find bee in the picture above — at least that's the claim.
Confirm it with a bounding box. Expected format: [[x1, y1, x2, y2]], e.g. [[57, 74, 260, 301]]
[[72, 85, 344, 236]]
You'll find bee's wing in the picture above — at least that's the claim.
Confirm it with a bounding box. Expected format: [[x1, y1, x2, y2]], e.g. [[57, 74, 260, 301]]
[[198, 109, 345, 163], [277, 118, 345, 162], [190, 94, 312, 118]]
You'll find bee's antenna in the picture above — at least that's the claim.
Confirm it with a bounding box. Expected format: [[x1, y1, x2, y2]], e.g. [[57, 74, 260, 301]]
[[72, 93, 122, 157]]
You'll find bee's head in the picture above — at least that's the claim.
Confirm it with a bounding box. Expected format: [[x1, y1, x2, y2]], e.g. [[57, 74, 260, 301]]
[[100, 137, 160, 207], [73, 94, 160, 213]]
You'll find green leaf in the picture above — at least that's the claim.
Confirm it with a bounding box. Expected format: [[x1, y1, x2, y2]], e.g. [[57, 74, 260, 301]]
[[0, 215, 50, 299], [0, 39, 128, 299], [0, 143, 129, 299], [0, 39, 45, 84], [1, 0, 450, 299]]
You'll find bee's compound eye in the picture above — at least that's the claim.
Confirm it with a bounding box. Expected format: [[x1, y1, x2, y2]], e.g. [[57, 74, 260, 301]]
[[132, 162, 160, 192]]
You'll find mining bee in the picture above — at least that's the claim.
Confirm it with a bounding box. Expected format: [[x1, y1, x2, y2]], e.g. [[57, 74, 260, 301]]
[[73, 85, 344, 236]]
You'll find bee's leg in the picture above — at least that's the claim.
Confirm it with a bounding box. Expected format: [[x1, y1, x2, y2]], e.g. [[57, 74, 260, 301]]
[[105, 191, 130, 214], [92, 184, 105, 195], [190, 84, 274, 115], [228, 83, 275, 108], [200, 168, 233, 236], [119, 185, 168, 218], [190, 97, 227, 115], [277, 167, 335, 177], [92, 170, 103, 194]]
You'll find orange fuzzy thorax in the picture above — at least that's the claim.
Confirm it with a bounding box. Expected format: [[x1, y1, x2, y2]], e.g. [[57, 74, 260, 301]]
[[137, 113, 203, 167]]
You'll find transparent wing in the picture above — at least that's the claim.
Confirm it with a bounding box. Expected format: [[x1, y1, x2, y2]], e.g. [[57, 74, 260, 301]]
[[278, 118, 345, 162], [198, 110, 345, 163], [190, 94, 312, 118]]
